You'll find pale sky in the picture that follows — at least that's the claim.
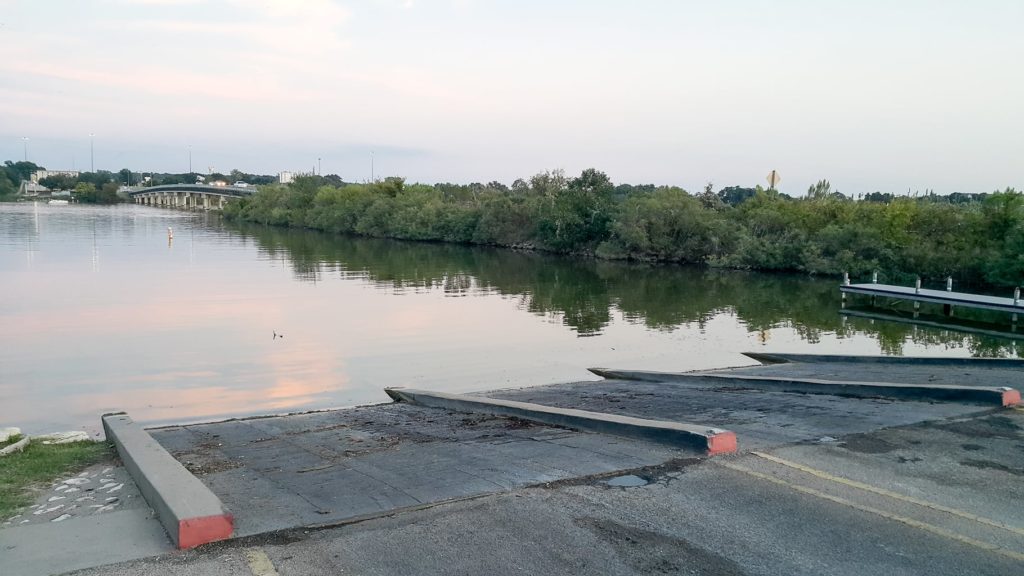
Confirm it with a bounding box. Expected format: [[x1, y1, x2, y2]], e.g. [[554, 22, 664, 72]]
[[1, 0, 1021, 194]]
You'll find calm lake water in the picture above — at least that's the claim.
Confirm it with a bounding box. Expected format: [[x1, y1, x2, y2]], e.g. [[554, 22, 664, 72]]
[[1, 203, 1018, 435]]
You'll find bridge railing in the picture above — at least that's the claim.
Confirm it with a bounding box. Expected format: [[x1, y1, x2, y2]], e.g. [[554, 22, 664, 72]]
[[128, 184, 256, 197]]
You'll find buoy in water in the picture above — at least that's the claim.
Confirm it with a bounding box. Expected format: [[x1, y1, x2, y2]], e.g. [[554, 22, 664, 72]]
[[168, 227, 174, 239]]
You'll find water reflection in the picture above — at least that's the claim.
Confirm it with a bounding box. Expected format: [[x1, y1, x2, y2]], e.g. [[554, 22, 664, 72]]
[[230, 222, 1021, 357]]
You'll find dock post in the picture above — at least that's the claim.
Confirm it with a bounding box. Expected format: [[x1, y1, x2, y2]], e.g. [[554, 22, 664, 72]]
[[872, 271, 878, 284], [943, 277, 954, 316], [843, 272, 850, 286], [1015, 287, 1021, 306], [913, 277, 921, 316]]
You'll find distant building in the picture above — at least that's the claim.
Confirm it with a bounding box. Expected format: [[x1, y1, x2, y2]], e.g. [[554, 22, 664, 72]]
[[278, 171, 295, 184], [31, 169, 79, 183]]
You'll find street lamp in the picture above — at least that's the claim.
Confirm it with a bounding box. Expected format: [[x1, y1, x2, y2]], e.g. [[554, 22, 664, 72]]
[[188, 145, 192, 175], [89, 133, 94, 172], [22, 137, 28, 162]]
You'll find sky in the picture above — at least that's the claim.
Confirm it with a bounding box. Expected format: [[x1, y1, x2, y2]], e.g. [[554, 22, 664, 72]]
[[0, 0, 1022, 194]]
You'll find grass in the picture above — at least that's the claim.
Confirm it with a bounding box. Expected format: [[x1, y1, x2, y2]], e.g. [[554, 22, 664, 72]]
[[0, 438, 113, 519]]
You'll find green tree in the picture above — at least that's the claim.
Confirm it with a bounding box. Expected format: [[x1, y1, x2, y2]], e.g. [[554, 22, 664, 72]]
[[0, 172, 16, 198], [807, 179, 831, 200], [40, 174, 78, 190], [3, 160, 42, 183], [536, 169, 615, 252], [73, 182, 120, 204]]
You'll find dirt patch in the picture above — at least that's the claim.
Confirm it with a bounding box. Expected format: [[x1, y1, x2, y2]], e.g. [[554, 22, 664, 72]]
[[577, 517, 746, 575], [505, 417, 538, 430], [179, 455, 242, 476], [283, 423, 351, 436], [174, 443, 242, 476], [938, 416, 1022, 440], [841, 434, 896, 454], [959, 459, 1024, 476]]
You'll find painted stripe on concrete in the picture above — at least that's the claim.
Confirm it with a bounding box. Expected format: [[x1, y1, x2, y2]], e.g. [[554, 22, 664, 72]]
[[102, 413, 233, 549], [245, 548, 280, 576], [720, 460, 1024, 563], [588, 368, 1020, 407], [741, 352, 1024, 368], [751, 451, 1024, 537], [384, 388, 736, 455]]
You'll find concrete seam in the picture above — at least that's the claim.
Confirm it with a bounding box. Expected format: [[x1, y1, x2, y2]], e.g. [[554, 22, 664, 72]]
[[346, 464, 425, 505], [453, 466, 512, 491]]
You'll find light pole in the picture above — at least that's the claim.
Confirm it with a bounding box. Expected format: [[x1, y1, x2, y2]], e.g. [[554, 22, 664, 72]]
[[89, 133, 94, 172], [318, 157, 321, 176], [21, 137, 28, 161], [188, 145, 192, 176]]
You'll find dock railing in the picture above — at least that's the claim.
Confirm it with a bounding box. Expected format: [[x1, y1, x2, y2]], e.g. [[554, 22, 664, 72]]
[[840, 271, 1023, 326]]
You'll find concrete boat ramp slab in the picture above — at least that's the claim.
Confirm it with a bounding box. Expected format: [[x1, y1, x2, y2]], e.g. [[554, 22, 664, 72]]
[[140, 352, 1017, 537], [149, 403, 695, 538]]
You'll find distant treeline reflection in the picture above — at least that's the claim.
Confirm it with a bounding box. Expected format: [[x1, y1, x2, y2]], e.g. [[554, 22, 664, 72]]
[[230, 221, 1019, 358]]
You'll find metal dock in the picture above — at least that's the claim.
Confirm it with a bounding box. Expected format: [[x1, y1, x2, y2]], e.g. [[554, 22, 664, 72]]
[[841, 283, 1024, 315]]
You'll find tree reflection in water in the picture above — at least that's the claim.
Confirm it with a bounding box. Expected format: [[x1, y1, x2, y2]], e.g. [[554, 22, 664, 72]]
[[230, 221, 1020, 358]]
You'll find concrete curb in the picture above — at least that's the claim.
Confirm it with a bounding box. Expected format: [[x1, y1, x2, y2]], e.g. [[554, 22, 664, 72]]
[[741, 352, 1024, 368], [588, 368, 1021, 407], [384, 388, 736, 455], [102, 413, 233, 549]]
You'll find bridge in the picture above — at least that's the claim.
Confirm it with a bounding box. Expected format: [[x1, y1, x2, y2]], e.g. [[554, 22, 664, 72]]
[[128, 184, 255, 210]]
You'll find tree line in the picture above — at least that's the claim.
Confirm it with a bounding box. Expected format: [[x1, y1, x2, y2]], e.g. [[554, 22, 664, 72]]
[[221, 169, 1024, 290]]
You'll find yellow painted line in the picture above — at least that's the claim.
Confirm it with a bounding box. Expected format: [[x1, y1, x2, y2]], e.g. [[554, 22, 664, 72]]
[[245, 548, 280, 576], [751, 451, 1024, 538], [719, 461, 1024, 563]]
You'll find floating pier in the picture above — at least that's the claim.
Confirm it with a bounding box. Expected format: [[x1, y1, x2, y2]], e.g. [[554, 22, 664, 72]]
[[840, 272, 1024, 324]]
